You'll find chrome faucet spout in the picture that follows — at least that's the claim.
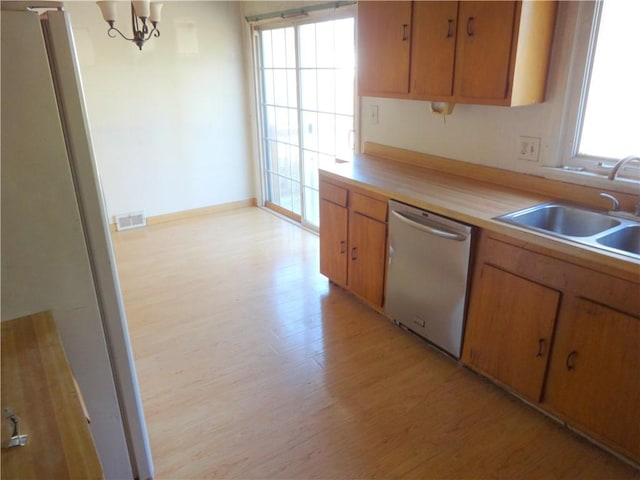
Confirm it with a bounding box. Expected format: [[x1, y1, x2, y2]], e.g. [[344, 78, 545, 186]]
[[608, 155, 640, 180], [599, 192, 620, 211]]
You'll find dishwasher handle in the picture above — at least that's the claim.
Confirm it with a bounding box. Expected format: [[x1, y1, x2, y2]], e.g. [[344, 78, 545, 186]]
[[391, 210, 467, 241]]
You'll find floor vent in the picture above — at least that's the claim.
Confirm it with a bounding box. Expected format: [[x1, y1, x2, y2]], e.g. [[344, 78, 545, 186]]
[[114, 211, 147, 231]]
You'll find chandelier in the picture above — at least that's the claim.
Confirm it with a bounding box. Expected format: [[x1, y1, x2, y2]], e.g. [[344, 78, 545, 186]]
[[97, 1, 163, 51]]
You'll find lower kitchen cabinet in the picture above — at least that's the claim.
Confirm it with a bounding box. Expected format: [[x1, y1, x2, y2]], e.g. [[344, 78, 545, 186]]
[[319, 198, 348, 286], [462, 230, 640, 463], [348, 211, 387, 307], [462, 264, 560, 402], [544, 296, 640, 461], [319, 177, 388, 308]]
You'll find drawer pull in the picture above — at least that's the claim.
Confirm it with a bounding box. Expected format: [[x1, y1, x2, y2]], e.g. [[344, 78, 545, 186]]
[[447, 19, 454, 38], [466, 16, 475, 36], [536, 338, 546, 358], [340, 240, 346, 254], [566, 351, 578, 371], [402, 23, 409, 41], [351, 247, 358, 260]]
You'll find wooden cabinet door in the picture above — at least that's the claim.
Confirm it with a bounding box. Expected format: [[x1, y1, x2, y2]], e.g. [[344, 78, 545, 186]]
[[544, 297, 640, 461], [462, 264, 560, 402], [454, 1, 516, 100], [319, 198, 348, 286], [348, 212, 386, 307], [410, 1, 459, 98], [357, 1, 412, 95]]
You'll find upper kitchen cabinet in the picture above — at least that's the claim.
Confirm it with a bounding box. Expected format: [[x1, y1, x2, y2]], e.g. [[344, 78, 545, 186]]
[[454, 1, 557, 105], [410, 1, 459, 98], [454, 1, 518, 102], [358, 1, 412, 96], [358, 1, 558, 106]]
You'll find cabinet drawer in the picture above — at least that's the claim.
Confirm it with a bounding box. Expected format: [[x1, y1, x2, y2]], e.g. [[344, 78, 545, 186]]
[[320, 181, 348, 207], [351, 193, 387, 222]]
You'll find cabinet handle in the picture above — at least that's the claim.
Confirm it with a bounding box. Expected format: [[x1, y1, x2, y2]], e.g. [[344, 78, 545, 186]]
[[447, 19, 454, 38], [466, 16, 475, 36], [402, 24, 409, 41], [566, 351, 578, 371], [340, 240, 346, 254], [351, 247, 358, 260], [535, 338, 546, 358]]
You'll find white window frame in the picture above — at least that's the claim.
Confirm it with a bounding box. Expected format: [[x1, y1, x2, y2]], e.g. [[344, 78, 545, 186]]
[[248, 4, 358, 228], [559, 1, 639, 182]]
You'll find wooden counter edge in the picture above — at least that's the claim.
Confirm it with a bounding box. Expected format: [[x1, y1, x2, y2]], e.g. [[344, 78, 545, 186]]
[[1, 311, 104, 479]]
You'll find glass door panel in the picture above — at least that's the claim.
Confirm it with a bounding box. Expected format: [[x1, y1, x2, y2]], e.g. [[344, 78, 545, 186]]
[[258, 16, 354, 228]]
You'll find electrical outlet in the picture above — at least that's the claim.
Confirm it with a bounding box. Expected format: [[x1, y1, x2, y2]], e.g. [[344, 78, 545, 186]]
[[518, 136, 540, 162], [370, 105, 379, 125]]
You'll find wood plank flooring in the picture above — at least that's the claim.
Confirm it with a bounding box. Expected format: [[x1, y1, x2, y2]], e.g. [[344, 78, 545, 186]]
[[112, 207, 639, 479]]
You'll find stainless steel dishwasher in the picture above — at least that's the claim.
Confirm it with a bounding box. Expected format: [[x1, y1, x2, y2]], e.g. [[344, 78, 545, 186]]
[[385, 200, 474, 358]]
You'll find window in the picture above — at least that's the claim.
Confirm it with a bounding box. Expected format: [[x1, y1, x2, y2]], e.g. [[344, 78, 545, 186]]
[[253, 12, 355, 229], [562, 1, 640, 181]]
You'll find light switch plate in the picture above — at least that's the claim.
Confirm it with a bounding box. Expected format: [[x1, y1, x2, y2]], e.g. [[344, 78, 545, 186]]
[[518, 136, 540, 162], [369, 105, 379, 125]]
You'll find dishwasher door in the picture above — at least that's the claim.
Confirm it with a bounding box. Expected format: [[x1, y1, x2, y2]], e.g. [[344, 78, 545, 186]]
[[384, 200, 473, 358]]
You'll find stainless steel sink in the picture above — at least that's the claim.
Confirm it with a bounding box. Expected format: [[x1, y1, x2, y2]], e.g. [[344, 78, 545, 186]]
[[596, 225, 640, 255], [498, 203, 621, 237], [495, 202, 640, 260]]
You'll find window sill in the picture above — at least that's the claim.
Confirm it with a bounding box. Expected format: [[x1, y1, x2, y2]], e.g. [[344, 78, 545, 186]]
[[540, 166, 640, 195]]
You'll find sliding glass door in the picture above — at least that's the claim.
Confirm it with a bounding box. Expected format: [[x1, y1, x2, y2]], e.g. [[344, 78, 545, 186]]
[[256, 15, 355, 229]]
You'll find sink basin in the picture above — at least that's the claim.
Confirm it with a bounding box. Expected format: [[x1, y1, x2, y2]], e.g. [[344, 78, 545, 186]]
[[496, 202, 640, 261], [596, 225, 640, 255], [497, 203, 621, 237]]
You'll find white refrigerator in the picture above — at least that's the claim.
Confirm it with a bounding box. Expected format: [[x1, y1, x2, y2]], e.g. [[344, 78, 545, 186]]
[[1, 4, 153, 479]]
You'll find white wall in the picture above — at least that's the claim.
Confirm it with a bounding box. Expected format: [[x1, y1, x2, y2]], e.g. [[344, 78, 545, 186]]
[[359, 2, 580, 176], [65, 1, 254, 221]]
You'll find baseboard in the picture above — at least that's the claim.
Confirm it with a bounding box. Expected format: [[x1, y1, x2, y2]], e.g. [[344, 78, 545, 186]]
[[109, 198, 257, 232]]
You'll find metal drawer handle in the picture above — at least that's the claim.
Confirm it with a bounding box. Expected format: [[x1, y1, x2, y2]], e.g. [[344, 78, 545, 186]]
[[2, 408, 28, 448], [536, 338, 546, 357], [340, 240, 346, 254]]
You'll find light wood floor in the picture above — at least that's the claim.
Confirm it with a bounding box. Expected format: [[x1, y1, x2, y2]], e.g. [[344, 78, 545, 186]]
[[112, 207, 639, 479]]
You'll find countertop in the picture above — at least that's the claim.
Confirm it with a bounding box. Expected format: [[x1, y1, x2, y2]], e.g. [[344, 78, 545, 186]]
[[319, 149, 640, 279], [1, 311, 103, 478]]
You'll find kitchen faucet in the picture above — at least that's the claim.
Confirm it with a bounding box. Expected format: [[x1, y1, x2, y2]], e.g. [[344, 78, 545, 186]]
[[599, 192, 640, 218], [608, 155, 640, 180]]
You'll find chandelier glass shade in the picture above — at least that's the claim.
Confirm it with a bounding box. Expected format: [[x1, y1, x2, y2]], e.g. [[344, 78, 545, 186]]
[[97, 1, 163, 50]]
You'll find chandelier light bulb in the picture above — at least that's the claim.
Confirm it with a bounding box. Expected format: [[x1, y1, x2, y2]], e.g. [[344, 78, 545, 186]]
[[97, 1, 161, 51], [149, 3, 163, 24], [132, 1, 150, 19], [97, 1, 117, 23]]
